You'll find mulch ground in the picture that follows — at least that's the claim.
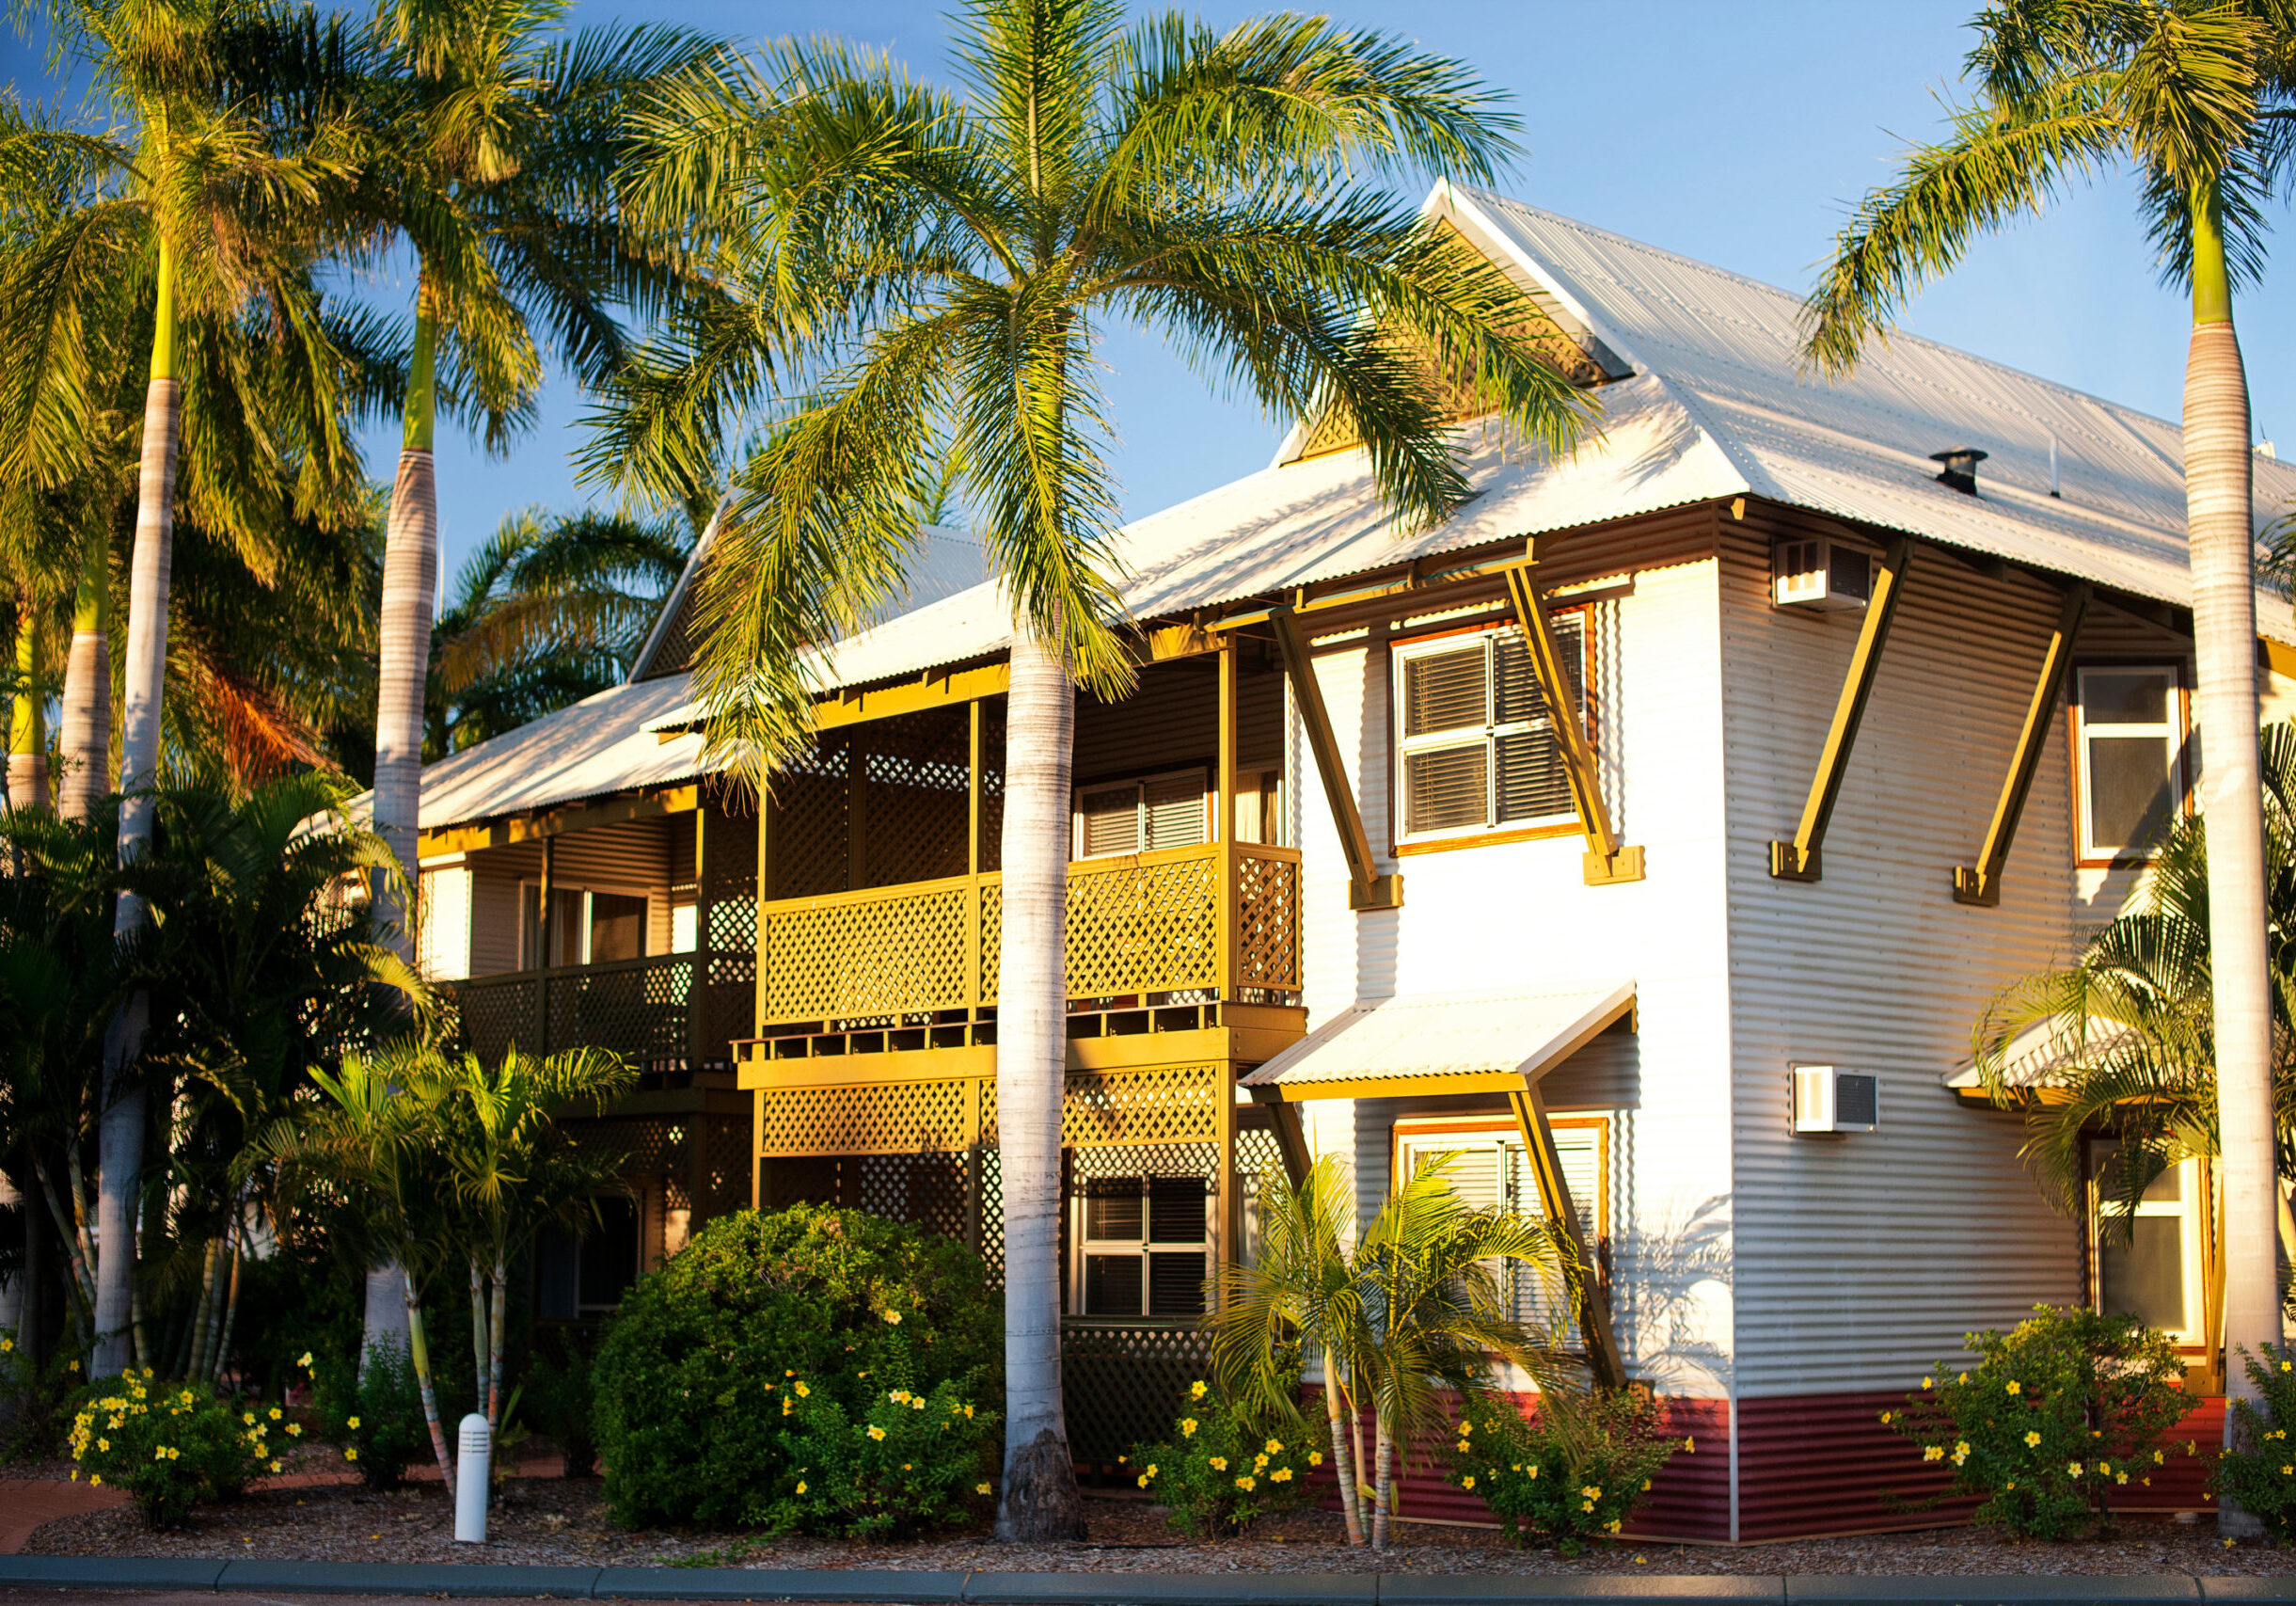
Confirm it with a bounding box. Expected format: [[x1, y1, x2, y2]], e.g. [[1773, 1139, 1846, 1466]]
[[19, 1466, 2296, 1576]]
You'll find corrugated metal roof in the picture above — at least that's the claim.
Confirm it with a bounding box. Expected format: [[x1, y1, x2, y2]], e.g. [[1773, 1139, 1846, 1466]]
[[1238, 979, 1636, 1090], [414, 672, 705, 833]]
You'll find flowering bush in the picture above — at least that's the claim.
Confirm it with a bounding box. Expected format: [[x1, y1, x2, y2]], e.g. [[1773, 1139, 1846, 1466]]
[[2214, 1344, 2296, 1538], [594, 1205, 1000, 1534], [1440, 1388, 1684, 1552], [303, 1344, 428, 1488], [1890, 1306, 2190, 1538], [67, 1375, 270, 1526], [1128, 1375, 1325, 1536]]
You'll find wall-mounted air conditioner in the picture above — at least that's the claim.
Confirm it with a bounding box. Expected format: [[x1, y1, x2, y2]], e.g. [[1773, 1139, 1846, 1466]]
[[1793, 1065, 1878, 1134], [1772, 540, 1873, 611]]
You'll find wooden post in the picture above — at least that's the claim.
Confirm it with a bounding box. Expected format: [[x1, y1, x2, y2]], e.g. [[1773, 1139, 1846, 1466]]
[[752, 787, 772, 1042], [1501, 561, 1642, 885], [535, 834, 556, 1049], [1214, 1066, 1238, 1311], [1268, 605, 1401, 910], [1509, 1083, 1626, 1391], [1218, 637, 1240, 1003], [1770, 535, 1913, 882], [1248, 1088, 1313, 1189], [967, 698, 984, 1014], [689, 803, 710, 1070], [1954, 581, 2090, 906], [846, 731, 867, 891]]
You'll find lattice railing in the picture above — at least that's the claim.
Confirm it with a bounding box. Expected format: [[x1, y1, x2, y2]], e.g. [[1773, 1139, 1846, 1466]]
[[451, 953, 698, 1068], [1061, 1318, 1215, 1467], [758, 1060, 1221, 1157], [755, 841, 1303, 1027]]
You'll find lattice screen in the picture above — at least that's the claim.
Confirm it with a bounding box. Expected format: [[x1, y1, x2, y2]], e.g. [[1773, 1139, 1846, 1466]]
[[1061, 1318, 1215, 1467], [755, 1078, 976, 1156], [978, 702, 1005, 874], [768, 749, 849, 901], [700, 1115, 752, 1221], [544, 957, 693, 1070], [1235, 851, 1303, 999], [760, 884, 974, 1024], [1063, 856, 1219, 998], [1069, 1142, 1219, 1181], [860, 707, 971, 889], [454, 980, 537, 1065], [1063, 1064, 1222, 1147], [566, 1116, 683, 1177]]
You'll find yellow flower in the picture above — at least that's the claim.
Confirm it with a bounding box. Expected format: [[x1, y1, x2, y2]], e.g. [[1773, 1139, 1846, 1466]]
[[1254, 1454, 1268, 1471], [911, 1397, 926, 1411], [268, 1461, 282, 1473], [1308, 1452, 1322, 1467], [1146, 1465, 1158, 1478], [1234, 1475, 1256, 1491], [782, 1399, 794, 1416], [795, 1381, 811, 1397], [1271, 1468, 1292, 1483], [154, 1447, 168, 1461], [901, 1463, 911, 1471], [298, 1352, 313, 1368], [795, 1481, 807, 1495], [1582, 1486, 1602, 1499], [1190, 1380, 1208, 1400], [0, 1338, 10, 1352], [1923, 1376, 1933, 1389], [345, 1449, 358, 1461], [269, 1407, 282, 1421], [1459, 1422, 1472, 1436], [2066, 1461, 2083, 1477], [1265, 1439, 1283, 1455], [286, 1423, 302, 1437], [977, 1482, 993, 1495], [963, 1405, 974, 1419], [244, 1411, 257, 1424], [867, 1425, 886, 1441], [347, 1417, 360, 1430], [891, 1391, 910, 1405], [2024, 1431, 2042, 1447], [1923, 1446, 1943, 1462], [1683, 1437, 1694, 1454], [1877, 1410, 1892, 1424], [97, 1439, 109, 1452], [2005, 1381, 2021, 1394], [1180, 1419, 1198, 1437], [2115, 1472, 2128, 1485], [1209, 1456, 1227, 1471], [1528, 1465, 1540, 1479], [1456, 1440, 1471, 1455], [2155, 1450, 2166, 1464], [1461, 1475, 1476, 1490], [87, 1475, 100, 1487], [883, 1310, 902, 1324], [2098, 1461, 2112, 1474]]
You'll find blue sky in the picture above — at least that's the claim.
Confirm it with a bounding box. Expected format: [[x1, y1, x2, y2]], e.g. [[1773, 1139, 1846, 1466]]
[[10, 2, 2295, 586]]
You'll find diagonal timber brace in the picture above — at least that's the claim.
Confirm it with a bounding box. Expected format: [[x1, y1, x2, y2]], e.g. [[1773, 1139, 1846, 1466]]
[[1269, 606, 1402, 910], [1954, 580, 2090, 906], [1501, 562, 1643, 885], [1769, 535, 1913, 882], [1509, 1082, 1626, 1391]]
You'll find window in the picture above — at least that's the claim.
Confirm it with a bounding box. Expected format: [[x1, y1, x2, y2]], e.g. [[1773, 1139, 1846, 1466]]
[[520, 884, 651, 968], [533, 1194, 643, 1318], [2074, 666, 2184, 861], [1393, 1118, 1605, 1340], [1073, 1174, 1209, 1317], [1073, 769, 1210, 858], [1393, 617, 1588, 843], [2088, 1142, 2206, 1344]]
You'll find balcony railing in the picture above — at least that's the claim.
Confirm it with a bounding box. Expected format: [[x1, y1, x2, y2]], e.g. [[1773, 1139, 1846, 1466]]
[[756, 840, 1304, 1028], [451, 951, 702, 1070]]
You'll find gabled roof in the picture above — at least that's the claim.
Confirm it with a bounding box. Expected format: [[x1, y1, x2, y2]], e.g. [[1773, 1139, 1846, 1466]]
[[790, 186, 2296, 696]]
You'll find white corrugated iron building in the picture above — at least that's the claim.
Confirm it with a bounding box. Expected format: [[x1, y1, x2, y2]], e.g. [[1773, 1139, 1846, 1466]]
[[404, 186, 2296, 1539]]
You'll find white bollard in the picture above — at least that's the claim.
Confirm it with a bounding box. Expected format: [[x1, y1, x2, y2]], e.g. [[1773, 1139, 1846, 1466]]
[[454, 1413, 491, 1543]]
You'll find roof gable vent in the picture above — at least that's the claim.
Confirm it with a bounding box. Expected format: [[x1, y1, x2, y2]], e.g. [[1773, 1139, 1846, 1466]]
[[1930, 447, 1988, 496]]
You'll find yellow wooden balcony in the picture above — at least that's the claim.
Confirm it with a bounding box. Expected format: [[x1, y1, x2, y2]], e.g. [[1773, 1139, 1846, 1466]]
[[753, 838, 1303, 1031]]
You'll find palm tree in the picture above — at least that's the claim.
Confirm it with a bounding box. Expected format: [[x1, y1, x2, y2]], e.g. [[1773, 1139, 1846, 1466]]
[[426, 506, 690, 756], [1972, 722, 2296, 1325], [1213, 1154, 1575, 1550], [597, 0, 1594, 1536], [1799, 1, 2296, 1519]]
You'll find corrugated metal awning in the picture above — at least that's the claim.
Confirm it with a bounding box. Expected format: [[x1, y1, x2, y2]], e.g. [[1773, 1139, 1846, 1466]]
[[1942, 1013, 2138, 1105], [1239, 980, 1634, 1102]]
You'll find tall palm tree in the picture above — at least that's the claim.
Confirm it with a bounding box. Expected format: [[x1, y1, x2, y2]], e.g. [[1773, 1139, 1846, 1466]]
[[426, 505, 689, 755], [1799, 0, 2296, 1519], [1214, 1155, 1574, 1550], [598, 0, 1593, 1536]]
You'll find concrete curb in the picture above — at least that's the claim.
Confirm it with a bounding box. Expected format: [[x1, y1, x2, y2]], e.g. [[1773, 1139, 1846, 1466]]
[[0, 1560, 2273, 1604]]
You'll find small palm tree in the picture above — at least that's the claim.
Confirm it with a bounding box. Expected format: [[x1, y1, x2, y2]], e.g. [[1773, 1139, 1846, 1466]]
[[1800, 2, 2296, 1471], [598, 0, 1595, 1536], [1212, 1154, 1575, 1550]]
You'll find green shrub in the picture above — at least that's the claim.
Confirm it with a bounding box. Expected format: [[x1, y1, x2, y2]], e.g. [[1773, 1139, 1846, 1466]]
[[2213, 1344, 2296, 1537], [1890, 1305, 2191, 1538], [66, 1375, 270, 1526], [593, 1205, 1000, 1533], [303, 1343, 429, 1488], [1129, 1375, 1324, 1536], [1440, 1388, 1684, 1551], [525, 1327, 599, 1476]]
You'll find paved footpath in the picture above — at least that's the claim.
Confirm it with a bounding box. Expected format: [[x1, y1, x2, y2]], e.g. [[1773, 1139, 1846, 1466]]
[[10, 1560, 2296, 1606]]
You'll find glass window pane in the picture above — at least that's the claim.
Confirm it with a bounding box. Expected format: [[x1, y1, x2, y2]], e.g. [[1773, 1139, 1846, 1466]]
[[2098, 1216, 2185, 1332], [590, 892, 648, 963], [1404, 743, 1489, 835], [1147, 1177, 1204, 1243], [1496, 729, 1574, 822], [2084, 670, 2172, 725], [578, 1196, 641, 1311], [1143, 773, 1207, 851], [1080, 786, 1142, 857], [1403, 645, 1488, 738], [1494, 619, 1585, 727], [2086, 735, 2175, 853], [1085, 1183, 1143, 1241], [1085, 1253, 1143, 1316], [1148, 1251, 1207, 1317]]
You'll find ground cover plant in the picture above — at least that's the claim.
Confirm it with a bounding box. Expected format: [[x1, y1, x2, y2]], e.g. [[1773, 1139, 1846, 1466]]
[[304, 1344, 428, 1489], [2215, 1344, 2296, 1538], [1129, 1375, 1325, 1536], [1890, 1306, 2191, 1538], [66, 1374, 273, 1526], [1442, 1386, 1685, 1551], [593, 1204, 1000, 1534]]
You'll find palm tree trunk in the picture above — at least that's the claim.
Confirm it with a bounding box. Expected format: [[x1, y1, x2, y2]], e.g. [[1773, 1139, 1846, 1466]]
[[56, 528, 110, 820], [10, 595, 48, 811], [96, 244, 181, 1377], [2185, 191, 2275, 1538], [1323, 1353, 1364, 1545], [487, 1250, 506, 1433], [32, 1157, 93, 1314], [364, 295, 439, 1364], [468, 1257, 487, 1407], [212, 1236, 243, 1385], [186, 1238, 220, 1381], [992, 631, 1084, 1543], [405, 1286, 456, 1496], [1371, 1417, 1394, 1551]]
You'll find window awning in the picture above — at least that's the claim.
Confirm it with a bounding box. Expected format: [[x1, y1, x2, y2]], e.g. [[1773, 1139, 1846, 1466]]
[[1942, 1013, 2140, 1106], [1238, 980, 1635, 1102]]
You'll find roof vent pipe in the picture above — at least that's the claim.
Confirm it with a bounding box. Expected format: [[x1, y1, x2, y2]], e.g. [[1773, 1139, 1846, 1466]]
[[1930, 447, 1988, 496], [2049, 436, 2061, 498]]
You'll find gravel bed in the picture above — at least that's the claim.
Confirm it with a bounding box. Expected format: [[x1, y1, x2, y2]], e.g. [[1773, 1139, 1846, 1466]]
[[22, 1480, 2296, 1576]]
